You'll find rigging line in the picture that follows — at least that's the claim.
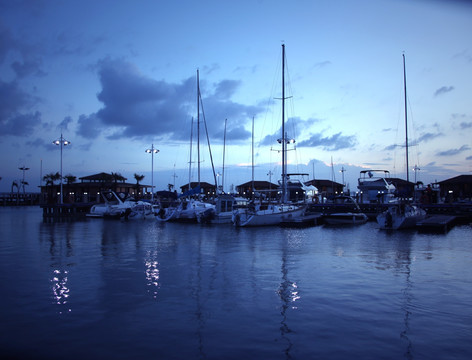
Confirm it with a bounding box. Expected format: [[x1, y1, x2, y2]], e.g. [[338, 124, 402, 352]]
[[199, 90, 218, 188], [259, 49, 283, 149]]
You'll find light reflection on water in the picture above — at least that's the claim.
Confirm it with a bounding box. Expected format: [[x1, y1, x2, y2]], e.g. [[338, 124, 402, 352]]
[[0, 207, 471, 360]]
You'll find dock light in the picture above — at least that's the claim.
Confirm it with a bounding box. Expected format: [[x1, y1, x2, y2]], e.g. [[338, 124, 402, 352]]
[[145, 144, 159, 202], [52, 133, 70, 204]]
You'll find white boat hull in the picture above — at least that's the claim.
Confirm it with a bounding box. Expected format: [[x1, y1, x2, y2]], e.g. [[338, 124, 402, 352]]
[[377, 205, 426, 230], [233, 204, 306, 227]]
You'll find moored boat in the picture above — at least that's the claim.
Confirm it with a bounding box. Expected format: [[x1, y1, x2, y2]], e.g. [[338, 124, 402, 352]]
[[323, 195, 368, 225], [377, 203, 426, 230]]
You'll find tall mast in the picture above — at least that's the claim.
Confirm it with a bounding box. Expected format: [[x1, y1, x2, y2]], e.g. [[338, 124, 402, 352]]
[[251, 116, 255, 198], [197, 69, 201, 187], [188, 117, 193, 191], [281, 44, 287, 203], [222, 118, 227, 194], [403, 54, 409, 185]]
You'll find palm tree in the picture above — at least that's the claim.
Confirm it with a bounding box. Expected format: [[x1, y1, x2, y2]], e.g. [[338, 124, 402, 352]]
[[64, 174, 77, 184], [111, 172, 125, 192], [43, 172, 61, 203], [134, 173, 145, 199], [64, 174, 77, 203]]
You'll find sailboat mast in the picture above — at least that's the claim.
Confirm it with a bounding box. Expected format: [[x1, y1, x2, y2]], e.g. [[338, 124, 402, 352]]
[[252, 116, 255, 198], [197, 69, 201, 187], [188, 117, 193, 191], [281, 44, 287, 203], [403, 54, 409, 185], [222, 118, 227, 194]]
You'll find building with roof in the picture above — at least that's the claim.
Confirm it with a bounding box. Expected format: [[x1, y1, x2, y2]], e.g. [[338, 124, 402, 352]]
[[40, 172, 152, 204]]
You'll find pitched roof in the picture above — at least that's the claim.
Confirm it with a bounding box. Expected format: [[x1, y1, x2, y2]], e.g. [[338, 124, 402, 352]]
[[438, 174, 472, 184], [79, 172, 127, 182]]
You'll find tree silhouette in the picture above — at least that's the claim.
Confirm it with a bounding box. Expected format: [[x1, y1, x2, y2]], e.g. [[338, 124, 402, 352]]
[[134, 173, 145, 199]]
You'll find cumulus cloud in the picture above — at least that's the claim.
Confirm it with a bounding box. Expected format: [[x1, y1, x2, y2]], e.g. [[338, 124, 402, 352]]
[[436, 145, 470, 156], [434, 86, 454, 97], [90, 58, 261, 142], [77, 114, 103, 139], [0, 80, 42, 136]]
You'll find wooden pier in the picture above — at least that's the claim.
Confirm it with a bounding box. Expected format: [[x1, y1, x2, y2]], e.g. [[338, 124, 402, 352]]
[[416, 215, 457, 232], [41, 203, 93, 221]]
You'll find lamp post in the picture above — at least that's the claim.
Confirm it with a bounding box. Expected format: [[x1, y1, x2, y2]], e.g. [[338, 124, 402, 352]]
[[145, 144, 159, 202], [19, 165, 30, 193], [52, 133, 70, 204]]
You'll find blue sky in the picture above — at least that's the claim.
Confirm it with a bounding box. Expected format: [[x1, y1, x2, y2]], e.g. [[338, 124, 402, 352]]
[[1, 0, 471, 193]]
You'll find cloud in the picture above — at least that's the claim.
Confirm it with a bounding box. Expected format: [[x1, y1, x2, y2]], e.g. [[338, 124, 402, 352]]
[[434, 86, 454, 97], [0, 80, 42, 136], [11, 58, 47, 78], [76, 114, 103, 139], [460, 121, 472, 129], [436, 145, 470, 156], [313, 61, 332, 68], [259, 117, 322, 146], [59, 116, 73, 131], [297, 132, 357, 151], [417, 132, 443, 143], [92, 57, 261, 142]]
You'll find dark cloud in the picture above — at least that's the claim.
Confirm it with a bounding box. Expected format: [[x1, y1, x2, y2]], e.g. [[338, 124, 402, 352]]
[[92, 58, 261, 142], [76, 114, 103, 139], [11, 58, 47, 78], [297, 132, 357, 151], [436, 145, 470, 156], [59, 116, 73, 131], [0, 80, 42, 136], [417, 132, 443, 143], [434, 86, 454, 97], [460, 121, 472, 129]]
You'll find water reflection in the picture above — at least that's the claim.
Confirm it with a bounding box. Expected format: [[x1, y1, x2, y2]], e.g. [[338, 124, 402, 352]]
[[144, 250, 160, 300], [51, 269, 71, 314], [278, 231, 300, 359]]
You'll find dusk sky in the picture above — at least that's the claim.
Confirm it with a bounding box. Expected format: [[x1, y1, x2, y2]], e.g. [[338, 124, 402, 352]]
[[1, 0, 471, 193]]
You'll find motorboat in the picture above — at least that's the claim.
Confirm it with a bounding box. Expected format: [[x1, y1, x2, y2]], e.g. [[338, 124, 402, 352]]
[[197, 195, 247, 224], [86, 190, 151, 219], [155, 197, 215, 222], [323, 195, 368, 225], [357, 170, 396, 203], [377, 203, 426, 230]]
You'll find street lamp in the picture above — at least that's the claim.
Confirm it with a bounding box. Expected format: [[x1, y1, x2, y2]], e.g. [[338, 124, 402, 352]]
[[145, 144, 159, 202], [52, 133, 70, 204], [19, 165, 30, 193]]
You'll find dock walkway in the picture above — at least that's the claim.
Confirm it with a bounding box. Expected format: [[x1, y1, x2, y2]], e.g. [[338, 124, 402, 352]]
[[416, 215, 457, 232]]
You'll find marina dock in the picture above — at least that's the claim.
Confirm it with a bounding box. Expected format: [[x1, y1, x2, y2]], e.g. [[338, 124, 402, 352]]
[[416, 215, 457, 232]]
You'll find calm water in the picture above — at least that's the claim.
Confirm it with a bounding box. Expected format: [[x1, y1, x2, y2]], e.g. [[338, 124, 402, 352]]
[[0, 207, 471, 360]]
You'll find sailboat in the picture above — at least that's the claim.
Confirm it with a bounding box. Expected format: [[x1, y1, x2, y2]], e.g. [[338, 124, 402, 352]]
[[377, 54, 426, 230], [156, 70, 215, 222], [232, 44, 307, 227]]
